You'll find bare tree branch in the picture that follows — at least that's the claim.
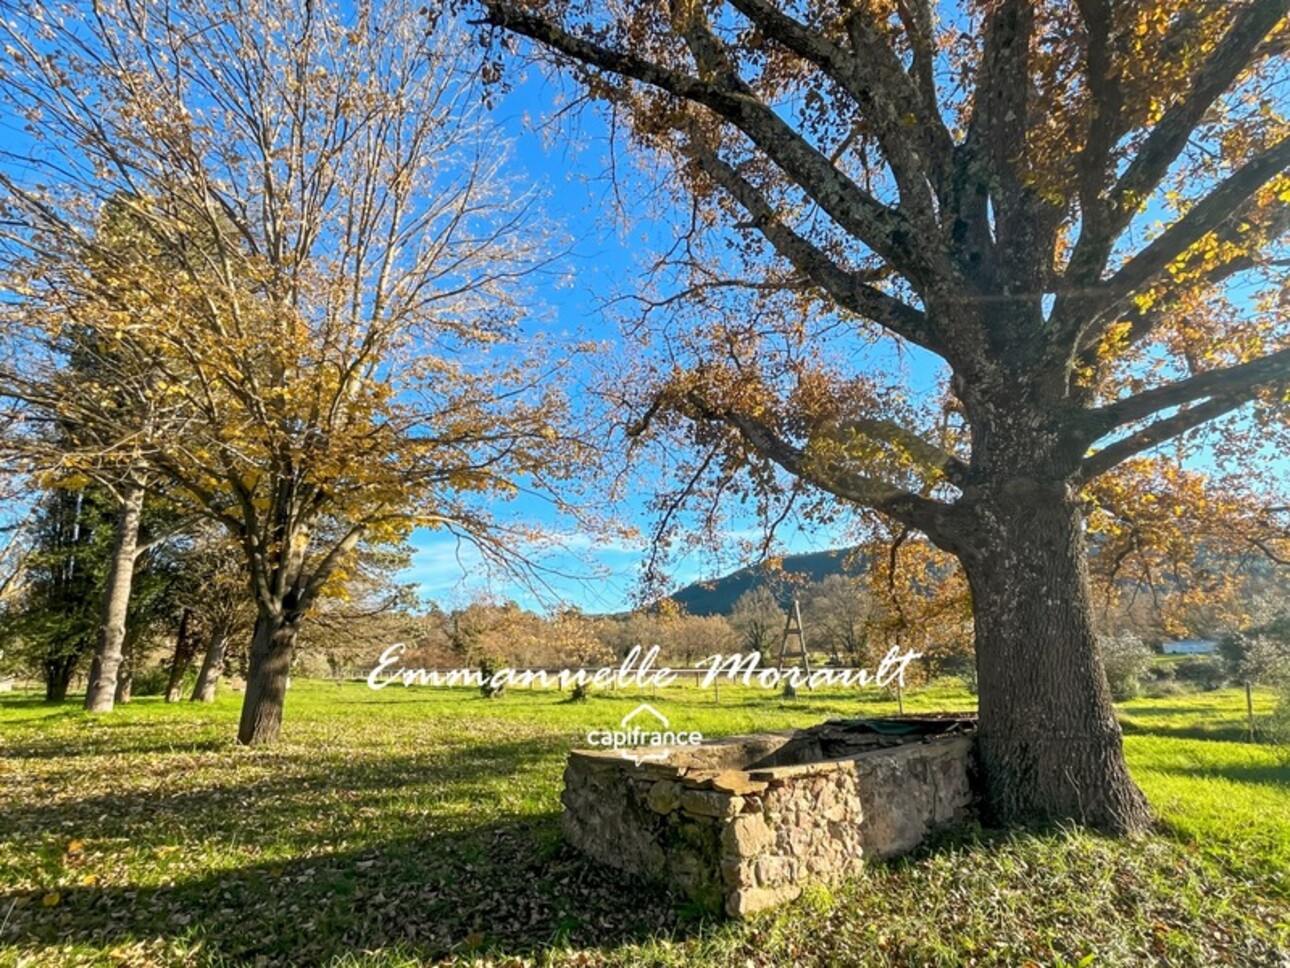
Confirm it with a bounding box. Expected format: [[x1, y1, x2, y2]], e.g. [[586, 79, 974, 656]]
[[1065, 135, 1290, 345], [1079, 394, 1251, 480], [1085, 345, 1290, 439], [1063, 0, 1290, 289], [1073, 0, 1122, 257], [683, 139, 941, 354], [683, 391, 959, 545], [726, 0, 953, 202], [477, 1, 943, 288], [1075, 201, 1290, 368]]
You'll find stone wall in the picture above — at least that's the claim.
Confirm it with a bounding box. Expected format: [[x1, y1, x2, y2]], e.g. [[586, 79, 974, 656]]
[[561, 719, 977, 918]]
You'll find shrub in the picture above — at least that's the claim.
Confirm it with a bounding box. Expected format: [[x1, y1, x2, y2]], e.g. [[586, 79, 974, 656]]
[[1219, 630, 1290, 687], [940, 654, 979, 695], [131, 663, 173, 697], [1097, 632, 1153, 701], [1142, 679, 1188, 699], [1173, 657, 1228, 691], [477, 658, 505, 699], [1142, 662, 1176, 684]]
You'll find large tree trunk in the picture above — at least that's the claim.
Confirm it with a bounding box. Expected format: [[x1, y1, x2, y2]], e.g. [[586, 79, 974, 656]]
[[237, 607, 298, 745], [191, 626, 229, 703], [165, 607, 197, 703], [962, 481, 1151, 834], [83, 482, 145, 712]]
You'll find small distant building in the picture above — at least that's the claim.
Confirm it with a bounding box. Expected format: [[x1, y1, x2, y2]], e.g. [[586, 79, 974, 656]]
[[1162, 639, 1217, 655]]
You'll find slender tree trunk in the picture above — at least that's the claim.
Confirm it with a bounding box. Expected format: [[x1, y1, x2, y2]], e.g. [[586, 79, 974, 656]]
[[237, 607, 298, 745], [191, 626, 229, 703], [44, 656, 76, 702], [165, 607, 196, 703], [961, 482, 1151, 834], [114, 623, 141, 704], [114, 670, 133, 704], [83, 482, 145, 712], [115, 648, 133, 703]]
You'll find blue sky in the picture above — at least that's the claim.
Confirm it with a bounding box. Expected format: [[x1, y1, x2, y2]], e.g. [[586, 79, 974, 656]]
[[401, 54, 1289, 614], [401, 73, 743, 613], [396, 68, 942, 613], [3, 7, 1282, 617]]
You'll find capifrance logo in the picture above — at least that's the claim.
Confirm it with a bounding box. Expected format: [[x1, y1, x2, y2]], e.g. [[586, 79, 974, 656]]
[[585, 703, 703, 765]]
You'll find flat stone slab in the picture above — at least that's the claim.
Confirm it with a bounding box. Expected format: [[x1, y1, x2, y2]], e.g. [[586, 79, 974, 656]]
[[561, 715, 978, 917]]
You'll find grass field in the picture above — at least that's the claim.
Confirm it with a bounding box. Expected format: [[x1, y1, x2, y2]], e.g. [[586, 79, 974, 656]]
[[1, 678, 1287, 966]]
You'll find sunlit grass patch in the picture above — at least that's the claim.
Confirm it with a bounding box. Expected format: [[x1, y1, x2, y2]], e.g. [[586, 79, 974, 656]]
[[1, 680, 1286, 966]]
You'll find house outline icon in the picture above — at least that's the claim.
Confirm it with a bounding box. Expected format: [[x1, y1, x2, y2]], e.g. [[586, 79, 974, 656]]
[[614, 703, 673, 766], [620, 703, 669, 729]]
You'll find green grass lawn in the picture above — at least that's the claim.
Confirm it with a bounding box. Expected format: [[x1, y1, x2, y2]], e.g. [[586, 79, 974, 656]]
[[1, 679, 1286, 967]]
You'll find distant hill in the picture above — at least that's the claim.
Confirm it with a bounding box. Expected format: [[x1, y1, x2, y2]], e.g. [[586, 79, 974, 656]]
[[662, 539, 1289, 619], [668, 547, 864, 616]]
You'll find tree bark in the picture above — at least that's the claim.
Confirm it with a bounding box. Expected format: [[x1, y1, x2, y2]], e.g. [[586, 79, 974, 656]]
[[115, 623, 141, 704], [114, 670, 132, 705], [44, 655, 77, 702], [83, 482, 145, 712], [961, 481, 1151, 834], [191, 626, 229, 703], [237, 607, 298, 745], [165, 607, 197, 703]]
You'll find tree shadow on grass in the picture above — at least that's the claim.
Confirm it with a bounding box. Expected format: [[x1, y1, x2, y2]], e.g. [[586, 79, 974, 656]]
[[0, 735, 232, 760], [1, 815, 700, 966], [1119, 719, 1251, 743], [1, 732, 710, 965], [2, 735, 573, 843], [0, 698, 89, 723], [0, 694, 236, 736]]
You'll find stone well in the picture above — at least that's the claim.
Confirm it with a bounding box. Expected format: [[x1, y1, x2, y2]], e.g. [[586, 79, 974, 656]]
[[560, 715, 977, 917]]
